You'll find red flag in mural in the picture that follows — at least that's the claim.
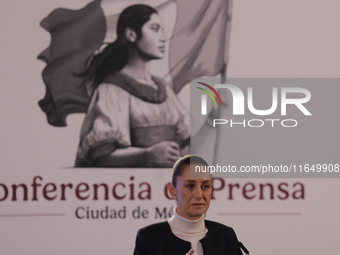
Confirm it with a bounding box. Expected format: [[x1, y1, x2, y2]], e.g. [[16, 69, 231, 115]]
[[38, 0, 106, 126], [38, 0, 232, 126]]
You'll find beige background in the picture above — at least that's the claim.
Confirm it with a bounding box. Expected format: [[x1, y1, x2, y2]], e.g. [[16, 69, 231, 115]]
[[0, 0, 339, 254]]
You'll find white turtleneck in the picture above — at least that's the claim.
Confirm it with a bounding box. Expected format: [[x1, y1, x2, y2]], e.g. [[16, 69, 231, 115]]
[[167, 207, 208, 255]]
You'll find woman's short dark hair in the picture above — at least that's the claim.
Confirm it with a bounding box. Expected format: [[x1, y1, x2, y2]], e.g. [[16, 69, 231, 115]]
[[171, 155, 209, 187]]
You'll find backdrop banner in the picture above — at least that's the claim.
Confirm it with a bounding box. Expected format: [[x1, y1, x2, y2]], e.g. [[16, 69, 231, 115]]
[[0, 0, 339, 254]]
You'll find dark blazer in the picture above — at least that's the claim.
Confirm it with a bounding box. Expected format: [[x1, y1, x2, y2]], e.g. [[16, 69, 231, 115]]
[[133, 220, 242, 255]]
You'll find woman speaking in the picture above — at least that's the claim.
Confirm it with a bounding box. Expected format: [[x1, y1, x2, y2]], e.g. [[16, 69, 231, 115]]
[[133, 155, 242, 255]]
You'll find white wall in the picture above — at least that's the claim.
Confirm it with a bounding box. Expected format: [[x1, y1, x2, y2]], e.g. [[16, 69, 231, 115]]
[[0, 0, 339, 254]]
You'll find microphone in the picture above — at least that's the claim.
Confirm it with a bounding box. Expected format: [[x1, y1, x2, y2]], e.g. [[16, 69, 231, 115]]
[[239, 242, 249, 255]]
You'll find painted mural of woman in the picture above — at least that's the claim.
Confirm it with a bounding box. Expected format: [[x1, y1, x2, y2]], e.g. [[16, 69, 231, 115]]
[[38, 0, 232, 167], [75, 4, 189, 167]]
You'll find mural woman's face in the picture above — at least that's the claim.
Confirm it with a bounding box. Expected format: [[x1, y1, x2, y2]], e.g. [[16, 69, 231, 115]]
[[136, 13, 167, 59]]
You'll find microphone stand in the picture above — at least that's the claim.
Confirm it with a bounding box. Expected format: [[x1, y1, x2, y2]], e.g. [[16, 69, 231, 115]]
[[239, 242, 250, 255]]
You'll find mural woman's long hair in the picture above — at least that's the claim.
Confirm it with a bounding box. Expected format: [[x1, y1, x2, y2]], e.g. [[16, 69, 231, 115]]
[[84, 4, 157, 92]]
